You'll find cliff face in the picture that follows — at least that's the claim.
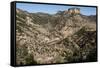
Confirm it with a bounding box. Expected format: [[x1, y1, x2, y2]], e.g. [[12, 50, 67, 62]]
[[64, 8, 80, 15], [16, 8, 97, 65]]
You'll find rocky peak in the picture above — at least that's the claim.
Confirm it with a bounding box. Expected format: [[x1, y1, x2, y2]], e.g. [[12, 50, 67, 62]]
[[63, 8, 80, 15]]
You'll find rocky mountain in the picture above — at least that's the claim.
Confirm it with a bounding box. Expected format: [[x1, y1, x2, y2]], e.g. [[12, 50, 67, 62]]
[[16, 8, 97, 65]]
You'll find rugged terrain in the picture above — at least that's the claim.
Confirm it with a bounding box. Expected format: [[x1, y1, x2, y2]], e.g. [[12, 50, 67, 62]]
[[16, 8, 97, 65]]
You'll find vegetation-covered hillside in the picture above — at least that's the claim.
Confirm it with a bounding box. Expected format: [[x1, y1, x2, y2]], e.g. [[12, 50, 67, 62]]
[[16, 8, 97, 65]]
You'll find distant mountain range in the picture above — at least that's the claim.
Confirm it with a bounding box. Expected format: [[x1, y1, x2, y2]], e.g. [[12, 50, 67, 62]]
[[16, 8, 97, 65]]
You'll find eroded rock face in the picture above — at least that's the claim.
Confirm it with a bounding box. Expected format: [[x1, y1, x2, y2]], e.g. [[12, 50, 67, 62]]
[[63, 8, 80, 15], [16, 8, 97, 65], [68, 8, 80, 14]]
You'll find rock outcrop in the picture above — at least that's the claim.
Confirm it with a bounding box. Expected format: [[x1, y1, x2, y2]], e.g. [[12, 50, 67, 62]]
[[64, 8, 80, 15]]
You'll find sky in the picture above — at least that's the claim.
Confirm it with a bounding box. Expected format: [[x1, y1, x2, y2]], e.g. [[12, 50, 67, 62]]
[[16, 3, 97, 16]]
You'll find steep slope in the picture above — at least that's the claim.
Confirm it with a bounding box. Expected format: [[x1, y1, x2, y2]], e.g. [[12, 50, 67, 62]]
[[16, 8, 97, 65]]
